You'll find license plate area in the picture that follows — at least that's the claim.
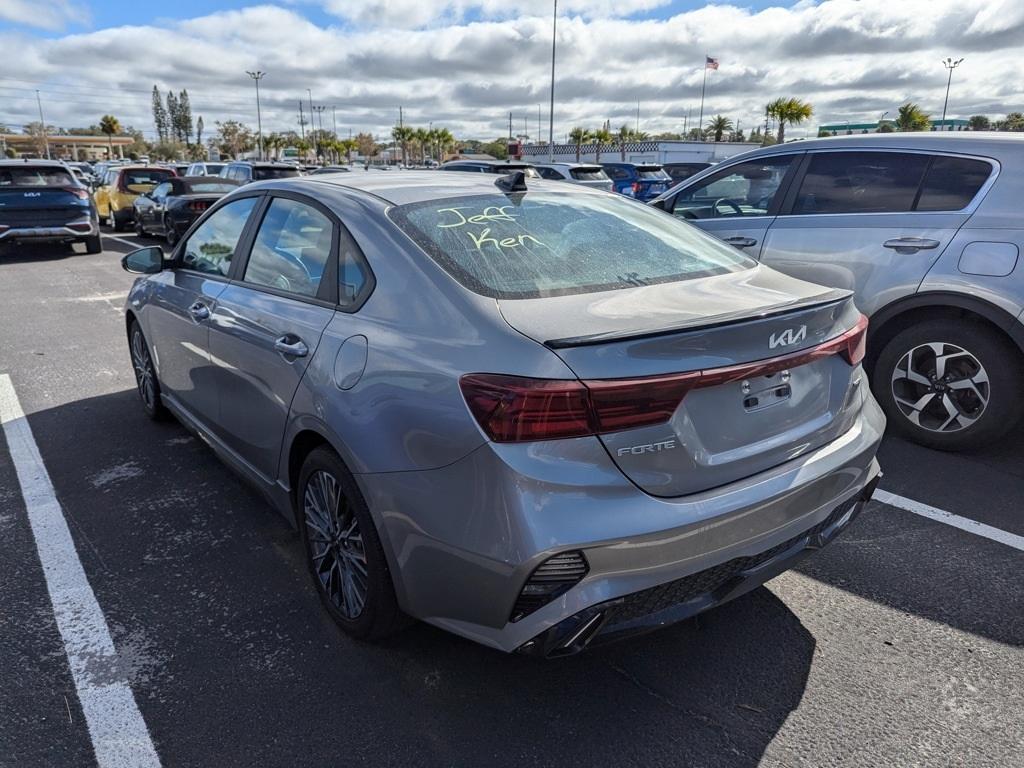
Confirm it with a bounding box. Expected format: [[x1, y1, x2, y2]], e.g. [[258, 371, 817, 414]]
[[742, 372, 792, 412]]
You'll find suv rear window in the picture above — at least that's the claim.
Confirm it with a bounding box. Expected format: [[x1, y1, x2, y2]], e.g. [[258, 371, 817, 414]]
[[637, 167, 668, 179], [570, 167, 609, 181], [916, 156, 992, 211], [253, 167, 301, 181], [0, 167, 74, 186], [123, 169, 174, 187], [390, 192, 754, 299]]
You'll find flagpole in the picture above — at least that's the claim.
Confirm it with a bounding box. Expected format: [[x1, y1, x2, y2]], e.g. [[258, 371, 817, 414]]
[[698, 55, 708, 143]]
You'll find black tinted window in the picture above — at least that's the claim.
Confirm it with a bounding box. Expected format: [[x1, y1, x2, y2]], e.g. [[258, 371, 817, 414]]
[[916, 156, 992, 211], [794, 152, 929, 214], [673, 156, 794, 219], [570, 168, 609, 181], [253, 167, 300, 181], [535, 167, 561, 180], [0, 167, 73, 186], [181, 197, 257, 276], [604, 166, 629, 180]]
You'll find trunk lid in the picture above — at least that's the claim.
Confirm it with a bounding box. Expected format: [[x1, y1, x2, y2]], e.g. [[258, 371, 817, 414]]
[[498, 266, 865, 496], [0, 186, 91, 226]]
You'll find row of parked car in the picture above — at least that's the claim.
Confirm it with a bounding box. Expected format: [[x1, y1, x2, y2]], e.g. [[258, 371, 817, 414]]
[[438, 159, 712, 201]]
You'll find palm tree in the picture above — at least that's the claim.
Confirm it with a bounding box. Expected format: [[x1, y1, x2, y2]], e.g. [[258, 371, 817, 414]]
[[569, 127, 592, 162], [591, 126, 613, 163], [412, 127, 430, 164], [391, 125, 415, 166], [706, 115, 734, 142], [766, 97, 814, 143], [895, 102, 931, 132], [99, 114, 120, 160], [433, 127, 455, 162]]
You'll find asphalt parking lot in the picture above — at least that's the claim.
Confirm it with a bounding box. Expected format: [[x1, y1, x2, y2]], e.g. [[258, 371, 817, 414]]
[[1, 230, 1022, 768]]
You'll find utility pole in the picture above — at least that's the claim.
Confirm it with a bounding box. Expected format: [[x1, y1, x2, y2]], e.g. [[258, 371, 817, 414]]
[[298, 101, 306, 143], [246, 71, 265, 160], [547, 0, 557, 162], [636, 101, 640, 134], [941, 57, 964, 130], [307, 89, 316, 159], [398, 105, 404, 166], [35, 90, 50, 159], [537, 104, 542, 145]]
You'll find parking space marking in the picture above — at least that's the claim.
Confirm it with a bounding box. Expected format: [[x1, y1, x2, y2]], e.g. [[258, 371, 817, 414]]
[[0, 374, 161, 768], [875, 489, 1024, 552], [101, 233, 143, 249]]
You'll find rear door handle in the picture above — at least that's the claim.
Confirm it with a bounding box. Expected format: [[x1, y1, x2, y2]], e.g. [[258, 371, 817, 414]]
[[274, 336, 309, 358], [882, 237, 941, 253], [724, 236, 758, 248], [188, 301, 210, 321]]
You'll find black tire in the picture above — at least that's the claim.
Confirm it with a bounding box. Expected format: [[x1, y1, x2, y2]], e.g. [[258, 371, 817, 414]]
[[112, 209, 128, 232], [164, 219, 179, 248], [134, 216, 145, 237], [83, 235, 102, 254], [297, 447, 405, 641], [872, 319, 1024, 451], [128, 321, 167, 420]]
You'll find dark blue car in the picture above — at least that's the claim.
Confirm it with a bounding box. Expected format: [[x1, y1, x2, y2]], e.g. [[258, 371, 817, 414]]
[[0, 160, 100, 254], [601, 162, 672, 201]]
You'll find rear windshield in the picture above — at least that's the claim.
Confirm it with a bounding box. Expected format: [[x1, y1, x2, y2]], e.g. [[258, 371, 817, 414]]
[[253, 167, 300, 180], [570, 167, 609, 181], [486, 165, 540, 178], [389, 192, 754, 299], [182, 180, 238, 194], [205, 164, 225, 174], [0, 167, 74, 186], [637, 167, 669, 179], [123, 169, 174, 186]]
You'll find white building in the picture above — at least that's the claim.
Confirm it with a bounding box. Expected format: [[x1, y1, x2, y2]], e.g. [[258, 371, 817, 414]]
[[520, 140, 755, 165]]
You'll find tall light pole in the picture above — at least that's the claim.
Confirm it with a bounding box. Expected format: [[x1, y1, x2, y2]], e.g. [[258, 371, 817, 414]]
[[246, 71, 265, 160], [307, 88, 316, 159], [547, 0, 557, 162], [877, 110, 889, 132], [35, 90, 50, 159], [941, 57, 964, 131]]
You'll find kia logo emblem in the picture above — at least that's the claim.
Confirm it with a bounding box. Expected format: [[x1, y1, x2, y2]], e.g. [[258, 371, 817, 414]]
[[769, 325, 807, 349]]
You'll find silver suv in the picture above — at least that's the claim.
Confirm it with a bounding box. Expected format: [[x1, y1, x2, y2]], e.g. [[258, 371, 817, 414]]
[[654, 133, 1024, 451]]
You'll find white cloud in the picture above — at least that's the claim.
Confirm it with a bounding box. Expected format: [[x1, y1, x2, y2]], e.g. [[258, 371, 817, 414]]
[[0, 0, 89, 30], [0, 1, 1019, 142]]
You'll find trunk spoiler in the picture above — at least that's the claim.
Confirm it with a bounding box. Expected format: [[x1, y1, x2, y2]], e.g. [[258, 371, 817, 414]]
[[544, 289, 852, 349]]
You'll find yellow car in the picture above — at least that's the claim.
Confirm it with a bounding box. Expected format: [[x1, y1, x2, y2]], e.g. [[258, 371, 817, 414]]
[[94, 166, 176, 231]]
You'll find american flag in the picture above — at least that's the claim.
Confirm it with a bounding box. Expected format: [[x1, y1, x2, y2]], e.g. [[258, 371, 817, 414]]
[[706, 56, 719, 70]]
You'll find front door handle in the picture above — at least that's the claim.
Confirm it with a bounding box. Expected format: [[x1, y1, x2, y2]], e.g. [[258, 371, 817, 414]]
[[883, 237, 941, 253], [724, 236, 758, 248], [188, 301, 210, 321], [274, 336, 309, 358]]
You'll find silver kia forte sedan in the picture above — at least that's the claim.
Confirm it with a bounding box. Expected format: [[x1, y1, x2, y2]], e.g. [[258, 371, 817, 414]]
[[121, 171, 884, 656]]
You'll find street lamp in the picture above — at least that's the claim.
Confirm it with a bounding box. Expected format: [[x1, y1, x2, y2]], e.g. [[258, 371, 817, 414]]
[[246, 71, 265, 160], [941, 57, 964, 131], [547, 0, 557, 162], [878, 110, 889, 132]]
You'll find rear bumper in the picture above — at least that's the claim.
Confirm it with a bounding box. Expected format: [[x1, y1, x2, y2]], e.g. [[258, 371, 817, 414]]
[[360, 394, 885, 654], [0, 219, 98, 242], [518, 475, 878, 657]]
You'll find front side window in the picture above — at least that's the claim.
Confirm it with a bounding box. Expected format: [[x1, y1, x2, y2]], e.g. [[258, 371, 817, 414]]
[[673, 156, 795, 219], [243, 198, 333, 298], [180, 197, 258, 276], [151, 182, 171, 199], [390, 191, 754, 299], [793, 152, 929, 214]]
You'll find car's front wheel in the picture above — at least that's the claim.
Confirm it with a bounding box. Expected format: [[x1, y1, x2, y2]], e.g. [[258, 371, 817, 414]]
[[129, 321, 167, 420], [872, 319, 1024, 451], [297, 447, 404, 641]]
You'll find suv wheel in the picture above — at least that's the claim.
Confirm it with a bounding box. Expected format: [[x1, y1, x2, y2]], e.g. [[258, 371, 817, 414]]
[[297, 447, 405, 641], [872, 319, 1024, 451]]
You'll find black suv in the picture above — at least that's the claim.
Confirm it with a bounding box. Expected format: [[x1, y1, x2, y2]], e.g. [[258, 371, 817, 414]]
[[0, 160, 101, 254], [219, 162, 302, 185]]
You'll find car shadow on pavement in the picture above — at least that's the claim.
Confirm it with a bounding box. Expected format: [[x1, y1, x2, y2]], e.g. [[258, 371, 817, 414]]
[[20, 387, 816, 768], [0, 242, 88, 263]]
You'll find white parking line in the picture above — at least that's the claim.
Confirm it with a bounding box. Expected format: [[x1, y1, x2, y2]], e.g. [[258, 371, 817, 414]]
[[101, 233, 143, 249], [0, 374, 160, 768], [875, 489, 1024, 552]]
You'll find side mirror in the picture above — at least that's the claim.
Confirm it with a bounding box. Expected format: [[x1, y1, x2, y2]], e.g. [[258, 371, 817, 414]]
[[121, 246, 164, 275]]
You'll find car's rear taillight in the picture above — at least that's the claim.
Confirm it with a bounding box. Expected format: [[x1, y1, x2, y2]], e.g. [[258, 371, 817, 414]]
[[461, 316, 869, 443], [188, 201, 209, 212], [64, 187, 89, 200], [631, 181, 642, 195]]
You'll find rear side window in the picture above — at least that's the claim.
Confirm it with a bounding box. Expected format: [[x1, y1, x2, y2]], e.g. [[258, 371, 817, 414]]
[[604, 166, 630, 180], [180, 197, 257, 276], [793, 152, 929, 214], [0, 167, 74, 186], [570, 167, 609, 181], [916, 156, 992, 211], [243, 198, 333, 298], [535, 167, 562, 180], [390, 192, 754, 299]]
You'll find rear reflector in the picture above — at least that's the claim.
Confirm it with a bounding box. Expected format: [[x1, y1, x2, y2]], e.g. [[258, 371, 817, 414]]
[[460, 315, 868, 443], [511, 551, 589, 622]]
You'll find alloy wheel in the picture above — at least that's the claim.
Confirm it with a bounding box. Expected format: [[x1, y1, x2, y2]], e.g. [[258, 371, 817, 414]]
[[130, 329, 157, 410], [890, 341, 990, 433], [303, 470, 368, 620]]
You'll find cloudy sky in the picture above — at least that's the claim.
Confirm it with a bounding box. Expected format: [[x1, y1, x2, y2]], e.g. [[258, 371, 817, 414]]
[[1, 0, 1022, 143]]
